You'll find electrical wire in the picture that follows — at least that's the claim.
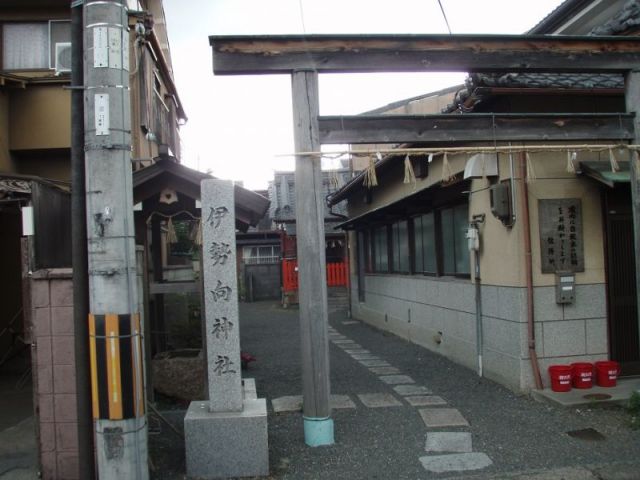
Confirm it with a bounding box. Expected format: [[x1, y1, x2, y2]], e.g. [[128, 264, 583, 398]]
[[437, 0, 452, 34]]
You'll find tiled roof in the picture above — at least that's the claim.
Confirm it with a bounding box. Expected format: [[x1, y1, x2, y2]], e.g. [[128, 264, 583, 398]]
[[590, 0, 640, 35], [443, 0, 638, 113], [470, 72, 623, 90]]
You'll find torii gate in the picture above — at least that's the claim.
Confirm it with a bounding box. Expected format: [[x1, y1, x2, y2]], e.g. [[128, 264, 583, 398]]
[[208, 33, 640, 446]]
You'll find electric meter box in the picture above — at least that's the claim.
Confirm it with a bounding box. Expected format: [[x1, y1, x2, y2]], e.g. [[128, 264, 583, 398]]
[[556, 273, 575, 304], [490, 182, 511, 223]]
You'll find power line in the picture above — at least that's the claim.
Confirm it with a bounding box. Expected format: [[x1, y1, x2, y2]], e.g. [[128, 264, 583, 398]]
[[437, 0, 452, 34]]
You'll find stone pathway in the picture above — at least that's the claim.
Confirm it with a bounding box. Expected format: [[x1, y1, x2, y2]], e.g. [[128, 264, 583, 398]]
[[271, 324, 494, 474], [328, 324, 494, 475]]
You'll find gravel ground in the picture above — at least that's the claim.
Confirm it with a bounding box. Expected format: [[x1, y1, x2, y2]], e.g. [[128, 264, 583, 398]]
[[149, 301, 640, 479]]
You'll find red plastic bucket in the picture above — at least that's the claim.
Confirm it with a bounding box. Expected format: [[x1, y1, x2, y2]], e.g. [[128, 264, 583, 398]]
[[570, 362, 593, 389], [548, 365, 572, 392], [594, 361, 620, 387]]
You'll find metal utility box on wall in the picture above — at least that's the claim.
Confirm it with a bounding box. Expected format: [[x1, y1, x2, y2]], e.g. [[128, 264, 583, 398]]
[[556, 273, 575, 304], [490, 182, 511, 224]]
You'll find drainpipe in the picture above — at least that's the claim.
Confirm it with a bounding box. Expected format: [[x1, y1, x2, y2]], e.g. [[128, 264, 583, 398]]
[[70, 1, 95, 478], [469, 214, 485, 377], [519, 152, 544, 390]]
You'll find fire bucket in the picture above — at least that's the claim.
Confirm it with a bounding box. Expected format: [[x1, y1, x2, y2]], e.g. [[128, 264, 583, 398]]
[[548, 365, 572, 392], [570, 362, 593, 389], [594, 361, 620, 387]]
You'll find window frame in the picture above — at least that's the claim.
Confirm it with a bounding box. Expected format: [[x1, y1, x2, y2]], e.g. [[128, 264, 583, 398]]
[[390, 219, 410, 274], [437, 202, 471, 278], [411, 212, 438, 276], [1, 20, 71, 72], [357, 199, 470, 279]]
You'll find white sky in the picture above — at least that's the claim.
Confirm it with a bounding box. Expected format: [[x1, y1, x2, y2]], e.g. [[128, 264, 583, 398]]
[[163, 0, 564, 189]]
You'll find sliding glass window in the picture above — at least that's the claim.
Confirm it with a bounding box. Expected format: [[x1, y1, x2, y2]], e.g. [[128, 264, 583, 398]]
[[413, 213, 437, 274]]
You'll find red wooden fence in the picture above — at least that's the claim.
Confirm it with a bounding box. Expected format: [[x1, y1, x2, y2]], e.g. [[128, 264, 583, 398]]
[[282, 259, 348, 291]]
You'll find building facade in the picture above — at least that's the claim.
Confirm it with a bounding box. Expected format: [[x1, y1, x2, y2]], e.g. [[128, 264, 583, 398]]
[[330, 0, 640, 393]]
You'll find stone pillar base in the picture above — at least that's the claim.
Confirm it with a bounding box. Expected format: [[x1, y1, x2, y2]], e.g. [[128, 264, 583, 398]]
[[184, 397, 269, 479]]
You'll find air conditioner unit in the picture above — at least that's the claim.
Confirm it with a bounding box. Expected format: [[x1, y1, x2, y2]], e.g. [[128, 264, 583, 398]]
[[54, 42, 72, 74]]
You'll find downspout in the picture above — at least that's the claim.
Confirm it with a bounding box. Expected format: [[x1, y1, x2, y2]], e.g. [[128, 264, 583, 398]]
[[519, 152, 544, 390], [469, 214, 485, 377]]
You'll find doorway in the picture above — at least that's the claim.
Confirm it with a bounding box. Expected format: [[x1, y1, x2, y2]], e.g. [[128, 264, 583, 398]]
[[604, 183, 640, 375]]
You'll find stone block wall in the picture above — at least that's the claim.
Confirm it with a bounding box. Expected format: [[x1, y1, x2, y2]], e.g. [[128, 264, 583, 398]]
[[351, 274, 609, 392], [521, 284, 608, 389], [29, 269, 79, 480]]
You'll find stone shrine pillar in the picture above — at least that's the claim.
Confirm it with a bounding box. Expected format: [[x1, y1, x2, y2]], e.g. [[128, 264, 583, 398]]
[[184, 179, 268, 478]]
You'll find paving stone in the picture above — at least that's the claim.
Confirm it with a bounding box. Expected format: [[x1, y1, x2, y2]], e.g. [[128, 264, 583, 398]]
[[342, 321, 359, 325], [357, 393, 403, 408], [359, 359, 391, 367], [379, 375, 415, 385], [350, 354, 379, 361], [418, 453, 492, 473], [271, 395, 302, 413], [393, 385, 431, 396], [272, 394, 356, 412], [405, 395, 448, 407], [425, 432, 472, 453], [419, 408, 469, 428], [331, 395, 356, 410], [368, 366, 401, 375]]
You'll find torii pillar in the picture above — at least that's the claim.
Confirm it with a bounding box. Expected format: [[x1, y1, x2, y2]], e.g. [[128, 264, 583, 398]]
[[292, 70, 334, 446]]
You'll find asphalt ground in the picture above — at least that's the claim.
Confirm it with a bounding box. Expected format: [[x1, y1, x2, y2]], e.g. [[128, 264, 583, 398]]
[[149, 301, 640, 480]]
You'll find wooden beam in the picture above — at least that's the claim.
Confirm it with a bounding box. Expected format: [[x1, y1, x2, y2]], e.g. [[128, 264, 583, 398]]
[[209, 34, 640, 74], [319, 113, 636, 144], [292, 70, 333, 440]]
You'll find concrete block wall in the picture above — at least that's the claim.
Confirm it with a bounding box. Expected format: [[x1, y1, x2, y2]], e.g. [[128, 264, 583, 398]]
[[351, 274, 609, 392], [522, 284, 608, 389], [30, 269, 80, 480], [351, 274, 480, 376]]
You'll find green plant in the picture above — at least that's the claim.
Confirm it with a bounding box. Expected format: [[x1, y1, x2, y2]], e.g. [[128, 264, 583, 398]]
[[629, 391, 640, 429]]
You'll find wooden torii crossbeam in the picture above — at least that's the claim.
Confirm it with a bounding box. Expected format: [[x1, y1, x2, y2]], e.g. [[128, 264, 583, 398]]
[[208, 34, 640, 445], [209, 34, 640, 74], [318, 113, 636, 144]]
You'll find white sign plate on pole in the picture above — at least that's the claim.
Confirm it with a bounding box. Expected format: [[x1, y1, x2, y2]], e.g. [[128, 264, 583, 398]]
[[95, 94, 110, 136], [93, 27, 108, 68], [108, 27, 122, 70], [122, 29, 129, 71]]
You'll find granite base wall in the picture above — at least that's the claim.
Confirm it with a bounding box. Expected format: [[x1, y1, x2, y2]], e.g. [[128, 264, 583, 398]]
[[351, 274, 608, 392], [29, 247, 147, 479], [30, 269, 79, 480]]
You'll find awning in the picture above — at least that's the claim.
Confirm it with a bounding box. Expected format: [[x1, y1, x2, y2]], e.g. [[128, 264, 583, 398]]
[[579, 161, 630, 188]]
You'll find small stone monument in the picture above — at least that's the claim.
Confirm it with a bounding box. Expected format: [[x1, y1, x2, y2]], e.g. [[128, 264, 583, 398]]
[[184, 179, 268, 478]]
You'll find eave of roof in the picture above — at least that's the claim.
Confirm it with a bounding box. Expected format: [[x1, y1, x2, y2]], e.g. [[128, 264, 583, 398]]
[[528, 0, 595, 34], [133, 157, 270, 228]]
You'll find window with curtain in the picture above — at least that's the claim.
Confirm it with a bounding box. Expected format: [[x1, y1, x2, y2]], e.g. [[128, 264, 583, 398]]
[[440, 204, 470, 275], [3, 23, 49, 70], [391, 220, 409, 273], [413, 213, 437, 274], [2, 21, 71, 71], [372, 225, 389, 273]]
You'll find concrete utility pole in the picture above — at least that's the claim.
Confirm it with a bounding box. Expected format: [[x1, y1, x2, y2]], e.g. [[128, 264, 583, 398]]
[[291, 70, 334, 447], [84, 1, 148, 478]]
